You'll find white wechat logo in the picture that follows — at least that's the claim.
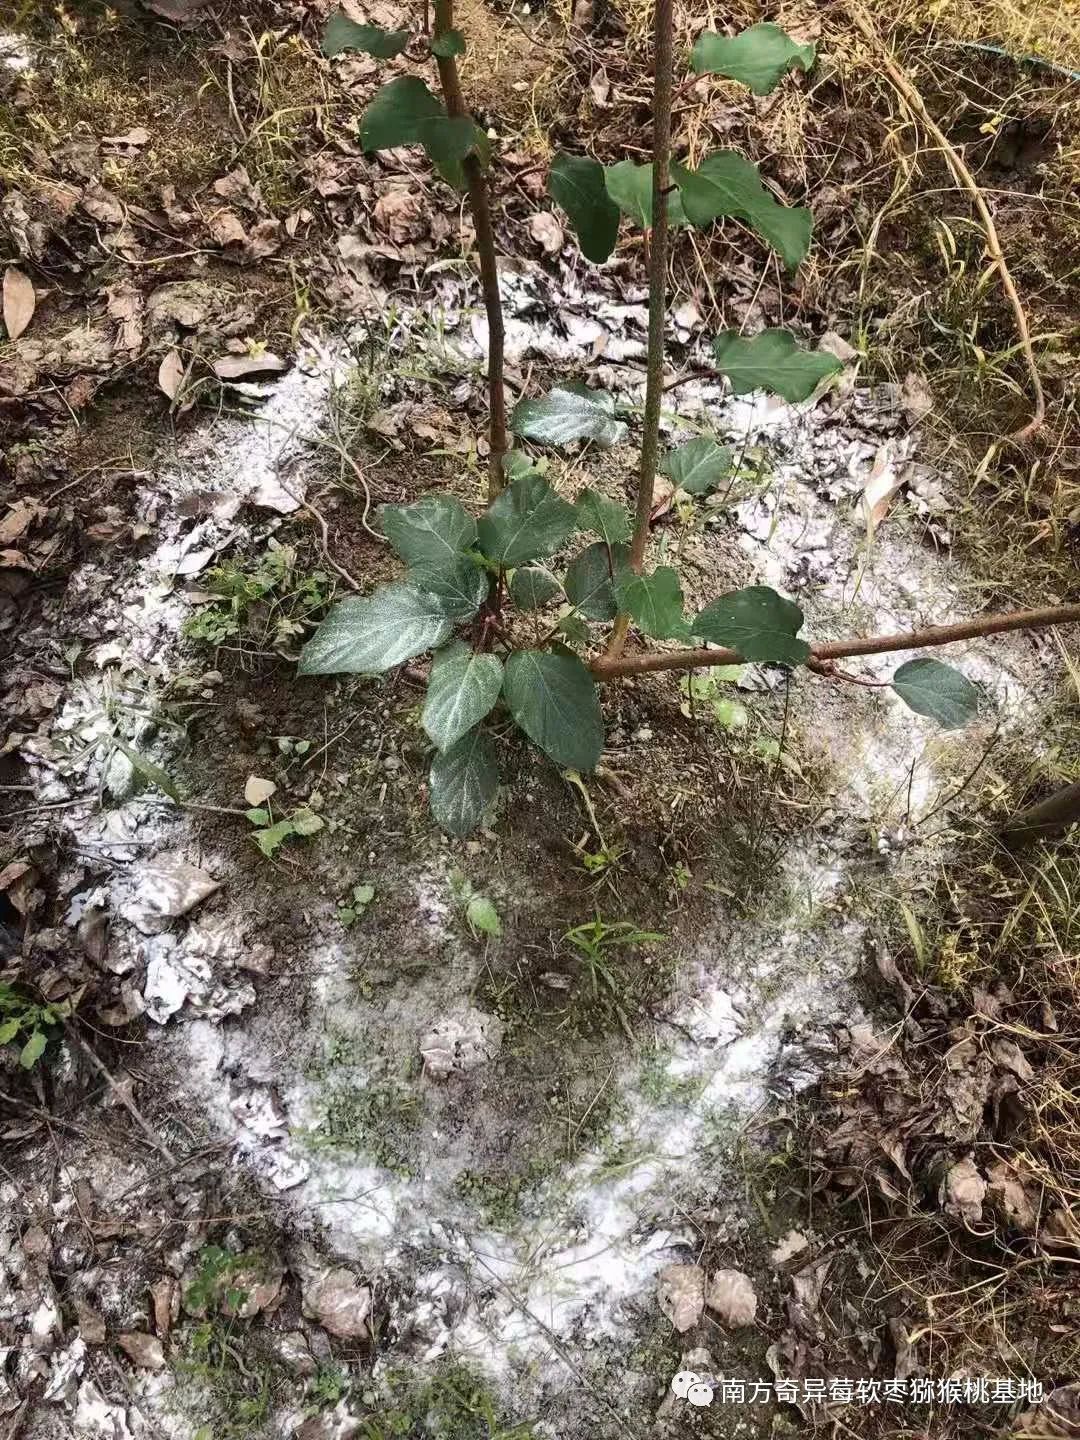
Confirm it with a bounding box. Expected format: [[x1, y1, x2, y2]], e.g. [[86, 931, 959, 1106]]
[[671, 1372, 714, 1407]]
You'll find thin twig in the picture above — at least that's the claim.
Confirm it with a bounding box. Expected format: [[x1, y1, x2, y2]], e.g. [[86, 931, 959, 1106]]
[[591, 602, 1080, 681], [848, 3, 1045, 443], [68, 1027, 177, 1165]]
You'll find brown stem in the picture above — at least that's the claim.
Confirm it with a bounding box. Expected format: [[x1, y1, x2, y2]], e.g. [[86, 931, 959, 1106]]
[[432, 0, 507, 496], [590, 603, 1080, 680], [606, 0, 675, 659], [1000, 781, 1080, 850]]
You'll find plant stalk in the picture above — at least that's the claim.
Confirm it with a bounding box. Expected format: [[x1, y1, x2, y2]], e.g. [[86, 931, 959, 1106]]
[[606, 0, 675, 658], [432, 0, 508, 496], [590, 603, 1080, 680]]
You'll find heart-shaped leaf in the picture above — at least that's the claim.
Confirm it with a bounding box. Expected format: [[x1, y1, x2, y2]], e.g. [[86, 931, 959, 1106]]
[[671, 152, 811, 269], [409, 555, 489, 620], [422, 642, 504, 751], [614, 566, 691, 640], [891, 658, 982, 729], [380, 496, 477, 568], [361, 75, 444, 151], [659, 437, 733, 495], [509, 565, 563, 611], [323, 14, 411, 58], [711, 329, 842, 402], [565, 541, 629, 621], [691, 23, 816, 95], [477, 473, 578, 567], [416, 113, 489, 189], [430, 728, 499, 835], [511, 382, 627, 449], [548, 153, 620, 263], [503, 650, 603, 770], [298, 584, 453, 675], [575, 487, 632, 544], [603, 160, 688, 228], [694, 584, 809, 665]]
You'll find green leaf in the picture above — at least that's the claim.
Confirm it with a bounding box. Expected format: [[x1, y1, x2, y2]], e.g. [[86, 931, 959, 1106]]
[[613, 566, 691, 640], [511, 382, 627, 449], [19, 1029, 46, 1069], [298, 584, 453, 675], [694, 584, 810, 665], [548, 153, 620, 263], [422, 642, 504, 751], [691, 23, 816, 95], [430, 27, 465, 56], [711, 329, 842, 402], [509, 566, 562, 611], [323, 14, 411, 58], [353, 883, 376, 905], [659, 437, 733, 495], [291, 808, 324, 837], [465, 894, 502, 937], [252, 820, 296, 858], [671, 153, 812, 268], [408, 555, 488, 620], [603, 160, 687, 228], [0, 1017, 21, 1045], [477, 473, 578, 567], [565, 541, 628, 621], [575, 487, 631, 544], [245, 808, 270, 826], [430, 728, 499, 835], [891, 658, 983, 729], [502, 650, 603, 770], [502, 451, 542, 482], [380, 496, 477, 568], [360, 76, 444, 151], [556, 614, 591, 646], [111, 739, 182, 802], [417, 113, 490, 189]]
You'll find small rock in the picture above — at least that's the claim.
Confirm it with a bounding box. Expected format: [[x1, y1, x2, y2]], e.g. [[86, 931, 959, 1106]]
[[420, 1006, 503, 1080], [293, 1244, 371, 1340], [770, 1230, 809, 1266], [657, 1264, 704, 1333], [528, 211, 564, 256], [74, 1299, 107, 1346], [117, 1332, 165, 1370], [705, 1268, 757, 1327]]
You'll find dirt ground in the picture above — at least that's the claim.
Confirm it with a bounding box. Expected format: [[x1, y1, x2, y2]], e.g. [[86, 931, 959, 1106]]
[[1, 0, 1078, 1437]]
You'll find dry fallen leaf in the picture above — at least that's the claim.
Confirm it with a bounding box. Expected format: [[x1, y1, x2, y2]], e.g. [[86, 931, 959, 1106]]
[[158, 349, 185, 401], [213, 352, 287, 382], [244, 775, 277, 806], [3, 267, 35, 341]]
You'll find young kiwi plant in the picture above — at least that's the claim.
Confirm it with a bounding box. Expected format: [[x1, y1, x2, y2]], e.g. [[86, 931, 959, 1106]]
[[302, 7, 1080, 837]]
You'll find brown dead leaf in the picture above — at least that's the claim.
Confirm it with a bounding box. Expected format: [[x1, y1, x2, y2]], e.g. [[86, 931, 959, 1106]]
[[900, 371, 934, 424], [81, 185, 126, 226], [3, 267, 35, 340], [158, 349, 185, 401], [102, 127, 150, 149], [940, 1155, 986, 1224], [0, 498, 47, 546], [142, 0, 213, 20], [373, 189, 424, 245], [213, 352, 287, 382], [207, 208, 247, 247], [859, 444, 904, 533]]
